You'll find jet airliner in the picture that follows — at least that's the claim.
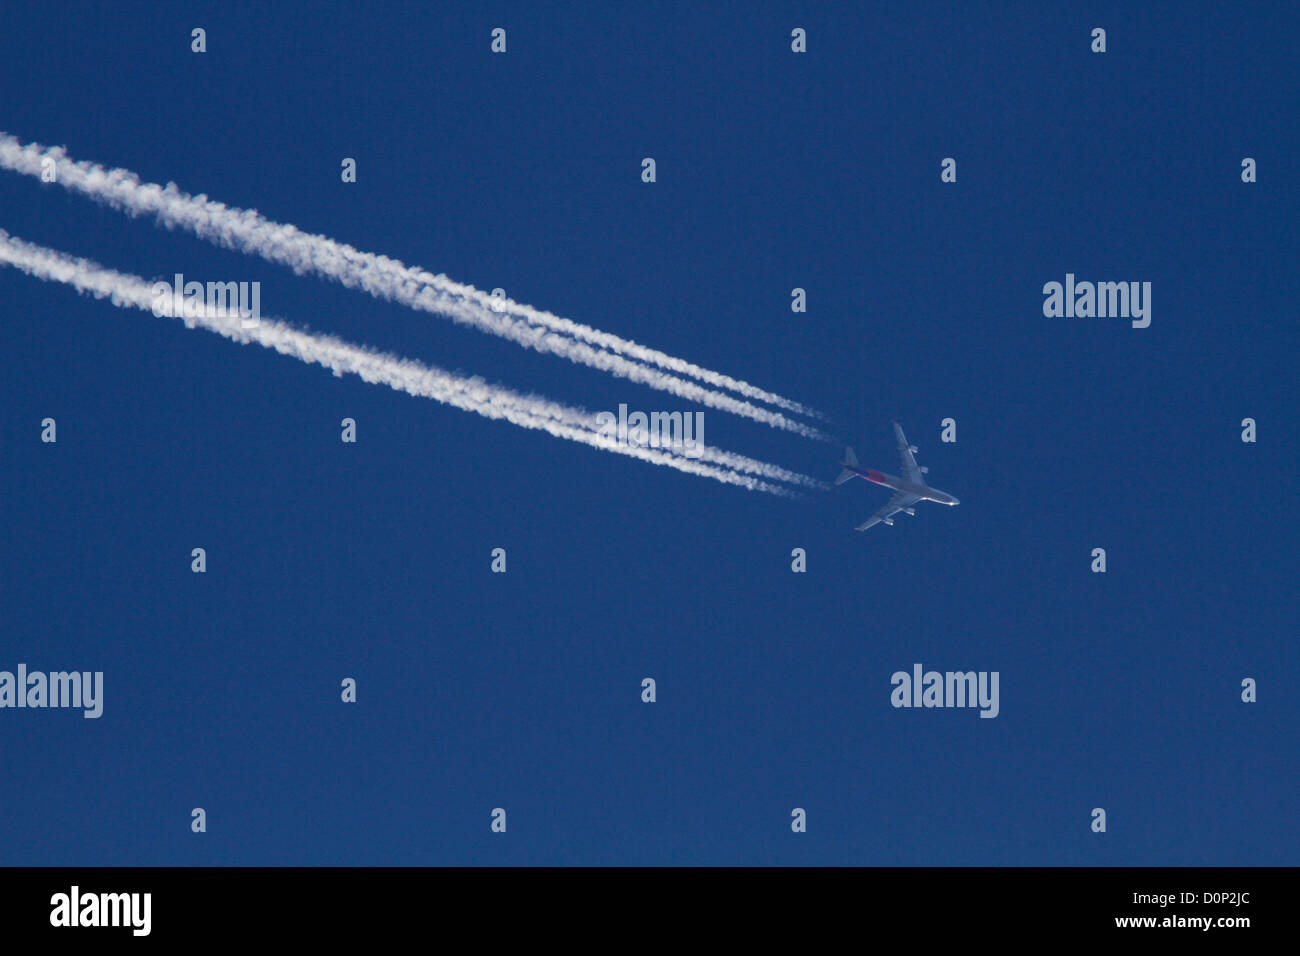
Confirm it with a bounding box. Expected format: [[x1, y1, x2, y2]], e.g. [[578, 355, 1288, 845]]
[[835, 422, 960, 531]]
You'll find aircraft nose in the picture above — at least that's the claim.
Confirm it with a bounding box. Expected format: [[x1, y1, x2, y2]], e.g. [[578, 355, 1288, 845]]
[[952, 497, 960, 506]]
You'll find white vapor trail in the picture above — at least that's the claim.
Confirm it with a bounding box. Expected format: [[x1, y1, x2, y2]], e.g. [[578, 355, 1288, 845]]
[[0, 231, 825, 495], [0, 133, 828, 438]]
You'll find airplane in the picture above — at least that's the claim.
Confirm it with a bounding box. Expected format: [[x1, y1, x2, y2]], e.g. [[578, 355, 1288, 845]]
[[835, 422, 960, 531]]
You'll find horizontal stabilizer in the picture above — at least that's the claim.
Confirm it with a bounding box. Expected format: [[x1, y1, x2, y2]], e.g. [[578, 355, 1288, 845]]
[[835, 468, 857, 486]]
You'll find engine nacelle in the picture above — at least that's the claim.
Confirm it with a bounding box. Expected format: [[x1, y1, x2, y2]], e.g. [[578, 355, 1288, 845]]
[[902, 507, 915, 515], [882, 517, 894, 526], [908, 445, 919, 454], [920, 466, 929, 474]]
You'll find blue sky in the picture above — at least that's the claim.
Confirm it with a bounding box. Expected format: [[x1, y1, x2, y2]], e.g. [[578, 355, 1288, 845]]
[[1, 2, 1296, 865]]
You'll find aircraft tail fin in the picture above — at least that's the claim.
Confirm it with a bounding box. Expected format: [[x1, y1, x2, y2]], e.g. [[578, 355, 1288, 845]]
[[844, 446, 858, 467], [834, 468, 857, 486]]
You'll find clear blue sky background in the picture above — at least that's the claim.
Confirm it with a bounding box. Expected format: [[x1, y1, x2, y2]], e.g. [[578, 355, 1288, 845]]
[[1, 2, 1295, 865]]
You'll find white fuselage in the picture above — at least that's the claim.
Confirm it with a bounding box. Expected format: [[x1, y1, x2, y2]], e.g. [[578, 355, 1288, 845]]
[[856, 467, 960, 506]]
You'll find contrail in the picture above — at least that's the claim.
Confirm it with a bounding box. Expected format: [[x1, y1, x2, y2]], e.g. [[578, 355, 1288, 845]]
[[0, 133, 828, 438], [0, 231, 823, 494]]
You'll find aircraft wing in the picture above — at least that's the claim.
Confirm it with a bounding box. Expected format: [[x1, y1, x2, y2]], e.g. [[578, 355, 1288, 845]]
[[855, 491, 920, 531], [894, 421, 924, 484]]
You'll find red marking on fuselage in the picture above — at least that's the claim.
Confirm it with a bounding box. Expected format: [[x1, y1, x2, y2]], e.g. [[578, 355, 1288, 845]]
[[866, 469, 888, 484]]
